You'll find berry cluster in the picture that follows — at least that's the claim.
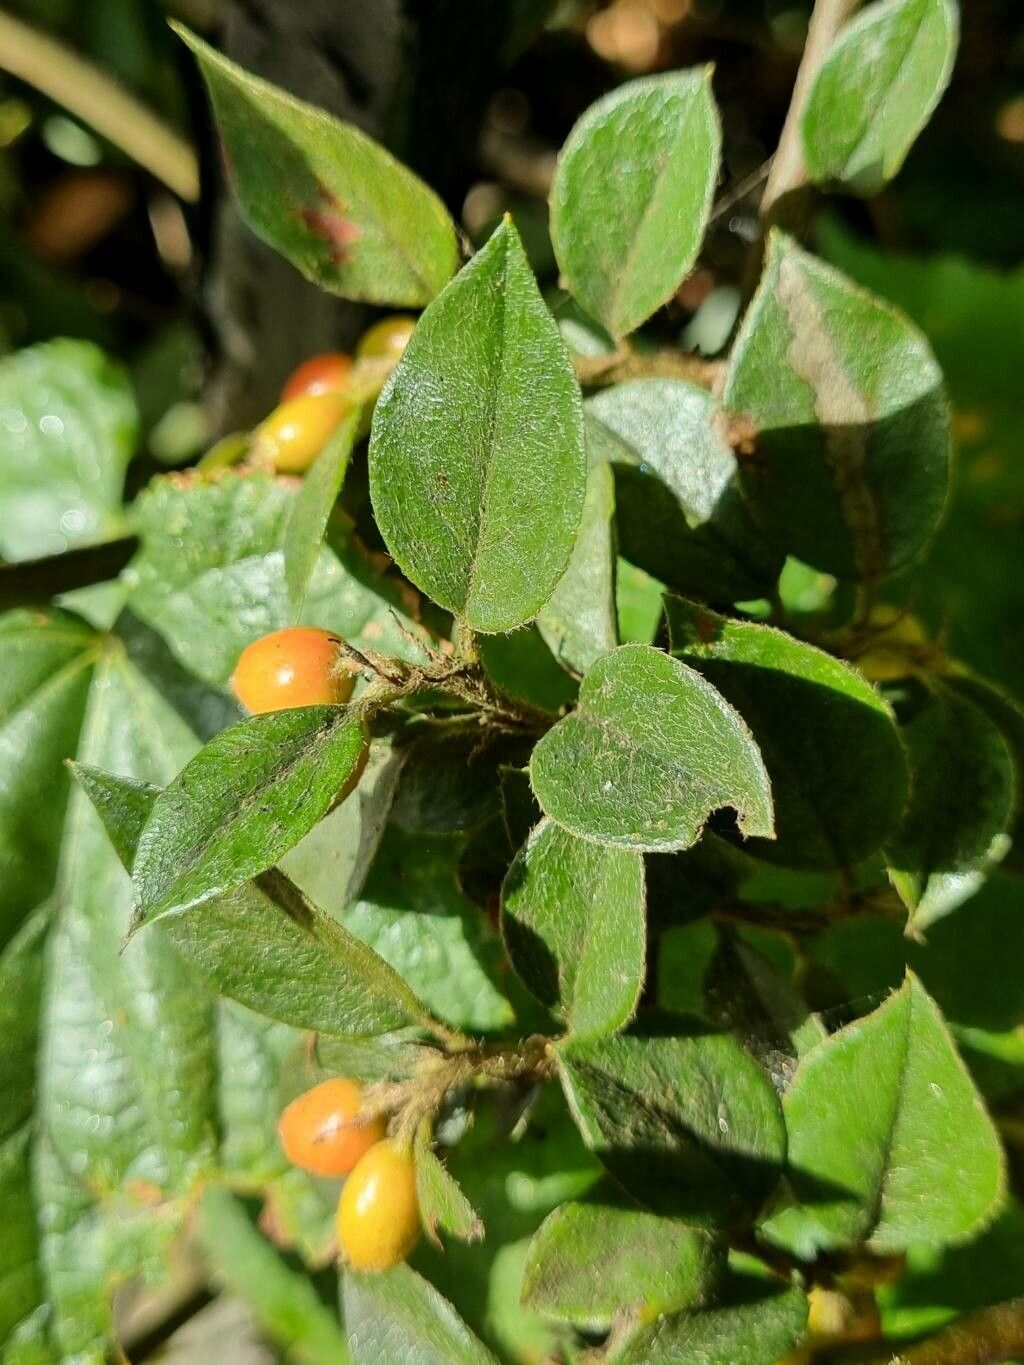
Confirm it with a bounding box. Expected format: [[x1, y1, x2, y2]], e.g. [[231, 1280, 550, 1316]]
[[251, 315, 416, 473], [277, 1078, 419, 1272]]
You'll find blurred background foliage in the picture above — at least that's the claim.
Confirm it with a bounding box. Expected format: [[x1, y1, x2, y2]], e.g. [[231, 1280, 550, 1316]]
[[0, 0, 1021, 689]]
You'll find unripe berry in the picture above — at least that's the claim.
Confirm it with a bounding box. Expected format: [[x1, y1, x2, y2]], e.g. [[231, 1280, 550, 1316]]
[[231, 627, 356, 714], [277, 1078, 385, 1178], [855, 604, 928, 683], [253, 392, 350, 473], [355, 314, 417, 362], [337, 1139, 420, 1272], [281, 352, 353, 402]]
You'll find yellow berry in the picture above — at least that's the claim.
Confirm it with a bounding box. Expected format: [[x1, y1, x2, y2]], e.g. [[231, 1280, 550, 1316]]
[[253, 392, 351, 473], [355, 314, 417, 362], [337, 1140, 420, 1272]]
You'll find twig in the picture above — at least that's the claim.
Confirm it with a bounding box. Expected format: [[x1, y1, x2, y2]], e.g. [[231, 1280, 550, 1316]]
[[573, 347, 725, 393], [759, 0, 863, 221], [0, 10, 199, 200], [870, 1298, 1024, 1365]]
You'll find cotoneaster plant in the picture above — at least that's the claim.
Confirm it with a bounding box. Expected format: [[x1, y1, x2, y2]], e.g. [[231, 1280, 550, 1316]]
[[3, 2, 1023, 1363]]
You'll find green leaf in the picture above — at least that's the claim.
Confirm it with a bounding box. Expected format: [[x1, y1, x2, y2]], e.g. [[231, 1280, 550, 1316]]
[[284, 408, 361, 613], [704, 930, 826, 1068], [887, 683, 1014, 930], [666, 597, 908, 869], [536, 452, 618, 674], [724, 231, 950, 581], [27, 639, 220, 1359], [369, 218, 586, 633], [588, 381, 781, 602], [530, 644, 774, 853], [815, 219, 1024, 700], [342, 826, 513, 1034], [550, 70, 721, 338], [342, 1263, 499, 1364], [616, 559, 665, 645], [944, 675, 1024, 877], [610, 1276, 808, 1365], [73, 763, 428, 1037], [415, 1136, 485, 1248], [390, 729, 528, 836], [802, 0, 959, 197], [557, 1018, 786, 1225], [501, 818, 645, 1039], [127, 469, 427, 686], [522, 1195, 722, 1328], [478, 627, 578, 714], [197, 1188, 349, 1365], [0, 609, 96, 945], [879, 1203, 1024, 1343], [0, 339, 136, 562], [763, 973, 1005, 1257], [131, 705, 367, 927], [175, 26, 458, 306], [280, 738, 404, 912]]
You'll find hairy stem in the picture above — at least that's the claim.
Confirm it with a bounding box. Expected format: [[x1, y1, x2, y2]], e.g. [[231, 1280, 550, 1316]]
[[878, 1298, 1024, 1365], [363, 1034, 556, 1142], [574, 346, 724, 393]]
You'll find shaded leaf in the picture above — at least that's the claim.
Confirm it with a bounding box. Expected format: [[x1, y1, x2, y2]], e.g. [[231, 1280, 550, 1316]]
[[73, 763, 429, 1038], [550, 70, 721, 337], [0, 339, 135, 562], [945, 675, 1024, 877], [536, 452, 618, 673], [479, 627, 577, 714], [522, 1194, 722, 1327], [763, 974, 1005, 1256], [131, 705, 368, 927], [343, 827, 513, 1034], [530, 644, 774, 852], [724, 232, 949, 581], [501, 818, 644, 1039], [887, 683, 1014, 929], [557, 1017, 786, 1224], [588, 380, 781, 602], [343, 1263, 498, 1364], [390, 729, 527, 836], [369, 218, 586, 633], [127, 469, 426, 686], [610, 1276, 808, 1365], [176, 26, 458, 305], [667, 597, 908, 868], [802, 0, 959, 196], [284, 408, 361, 613]]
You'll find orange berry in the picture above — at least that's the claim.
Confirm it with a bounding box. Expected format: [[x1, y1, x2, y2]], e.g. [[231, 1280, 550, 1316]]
[[281, 352, 353, 402], [355, 314, 417, 362], [337, 1140, 420, 1272], [231, 627, 356, 714], [278, 1079, 386, 1178], [253, 392, 350, 473]]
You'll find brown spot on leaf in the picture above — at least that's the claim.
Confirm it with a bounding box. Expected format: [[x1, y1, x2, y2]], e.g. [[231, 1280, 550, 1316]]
[[299, 185, 360, 266]]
